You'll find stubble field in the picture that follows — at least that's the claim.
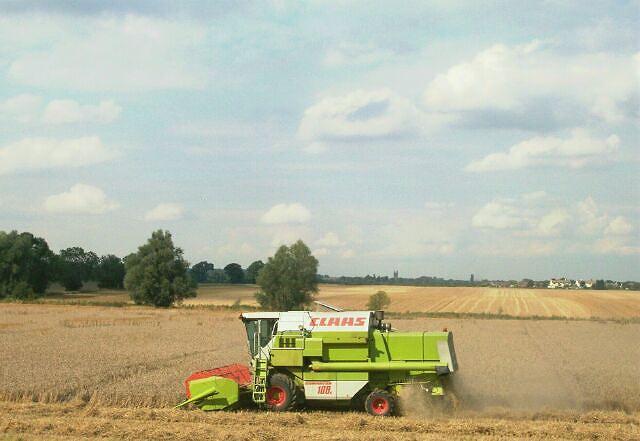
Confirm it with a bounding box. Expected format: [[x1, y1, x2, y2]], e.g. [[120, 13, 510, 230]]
[[1, 302, 639, 440], [47, 284, 640, 320], [185, 284, 640, 320], [314, 285, 640, 319]]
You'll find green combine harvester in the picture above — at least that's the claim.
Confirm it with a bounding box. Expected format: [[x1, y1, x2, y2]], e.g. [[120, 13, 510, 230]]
[[176, 309, 457, 416]]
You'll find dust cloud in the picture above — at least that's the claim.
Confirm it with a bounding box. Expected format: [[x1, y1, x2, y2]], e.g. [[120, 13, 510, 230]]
[[394, 317, 640, 415]]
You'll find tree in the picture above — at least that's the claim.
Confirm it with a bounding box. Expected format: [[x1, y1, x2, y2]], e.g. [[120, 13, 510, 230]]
[[245, 260, 265, 284], [518, 279, 534, 288], [97, 254, 125, 289], [256, 240, 318, 310], [209, 268, 229, 283], [190, 261, 214, 283], [56, 247, 99, 291], [124, 230, 196, 307], [367, 291, 391, 310], [224, 263, 245, 284], [0, 231, 54, 298]]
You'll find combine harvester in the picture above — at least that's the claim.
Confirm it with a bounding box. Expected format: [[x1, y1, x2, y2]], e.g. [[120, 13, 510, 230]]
[[176, 309, 457, 416]]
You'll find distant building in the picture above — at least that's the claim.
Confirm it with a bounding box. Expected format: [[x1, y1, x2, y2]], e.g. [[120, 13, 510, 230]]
[[571, 279, 596, 289], [548, 278, 571, 289], [393, 270, 398, 280], [470, 274, 474, 283], [606, 280, 623, 289]]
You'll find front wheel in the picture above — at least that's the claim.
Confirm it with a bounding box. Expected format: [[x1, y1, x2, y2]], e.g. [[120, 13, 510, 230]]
[[266, 373, 300, 411], [365, 390, 395, 416]]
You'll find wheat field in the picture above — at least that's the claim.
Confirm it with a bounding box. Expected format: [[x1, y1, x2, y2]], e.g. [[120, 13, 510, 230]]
[[178, 284, 640, 319], [314, 285, 640, 319], [1, 302, 640, 439], [2, 401, 638, 440], [50, 284, 640, 320]]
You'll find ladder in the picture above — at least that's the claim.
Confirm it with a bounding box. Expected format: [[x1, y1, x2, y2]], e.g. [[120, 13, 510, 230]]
[[252, 357, 269, 403]]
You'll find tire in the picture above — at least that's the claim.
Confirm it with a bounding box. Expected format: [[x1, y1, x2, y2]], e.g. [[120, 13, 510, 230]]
[[365, 390, 395, 416], [266, 373, 299, 411]]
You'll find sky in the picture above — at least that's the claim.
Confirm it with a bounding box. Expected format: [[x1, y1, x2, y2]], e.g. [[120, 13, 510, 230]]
[[0, 1, 638, 280]]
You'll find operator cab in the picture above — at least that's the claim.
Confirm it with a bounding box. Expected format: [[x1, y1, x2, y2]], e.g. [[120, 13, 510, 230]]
[[240, 312, 279, 357]]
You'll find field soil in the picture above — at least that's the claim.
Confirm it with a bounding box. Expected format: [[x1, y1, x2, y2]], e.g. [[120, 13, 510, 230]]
[[2, 401, 638, 440], [1, 303, 639, 439], [45, 284, 640, 319]]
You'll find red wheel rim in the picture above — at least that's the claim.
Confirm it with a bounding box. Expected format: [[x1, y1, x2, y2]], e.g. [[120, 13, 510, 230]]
[[371, 397, 389, 415], [266, 386, 287, 406]]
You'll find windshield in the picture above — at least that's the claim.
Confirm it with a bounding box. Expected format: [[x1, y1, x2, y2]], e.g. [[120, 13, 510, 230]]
[[244, 319, 277, 357]]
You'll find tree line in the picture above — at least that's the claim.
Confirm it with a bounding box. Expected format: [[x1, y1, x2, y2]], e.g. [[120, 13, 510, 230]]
[[1, 230, 320, 310], [0, 230, 126, 299], [0, 230, 268, 299], [319, 274, 477, 287], [190, 260, 265, 285]]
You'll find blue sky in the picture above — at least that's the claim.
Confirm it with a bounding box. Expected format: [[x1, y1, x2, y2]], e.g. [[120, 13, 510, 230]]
[[0, 1, 638, 280]]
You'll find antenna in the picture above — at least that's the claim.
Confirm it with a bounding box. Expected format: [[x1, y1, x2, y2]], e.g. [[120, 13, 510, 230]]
[[313, 301, 344, 312]]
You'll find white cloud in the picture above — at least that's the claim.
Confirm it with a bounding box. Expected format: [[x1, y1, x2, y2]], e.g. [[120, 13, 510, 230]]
[[466, 129, 620, 172], [271, 231, 299, 247], [315, 232, 344, 247], [470, 194, 569, 256], [471, 194, 639, 256], [535, 209, 571, 237], [144, 203, 185, 222], [604, 216, 634, 236], [0, 94, 42, 123], [473, 194, 572, 236], [314, 232, 354, 259], [473, 193, 571, 236], [472, 200, 529, 229], [577, 196, 608, 236], [424, 41, 638, 126], [261, 203, 311, 224], [314, 247, 330, 257], [425, 41, 544, 111], [268, 226, 312, 248], [0, 136, 117, 175], [0, 95, 121, 125], [8, 15, 208, 91], [594, 237, 640, 255], [298, 89, 442, 146], [44, 184, 119, 214], [42, 99, 121, 124]]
